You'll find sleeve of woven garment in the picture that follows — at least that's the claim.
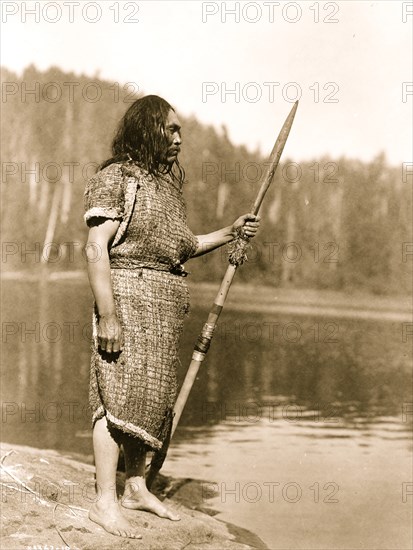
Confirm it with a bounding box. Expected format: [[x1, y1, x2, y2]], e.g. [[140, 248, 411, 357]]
[[83, 163, 125, 226]]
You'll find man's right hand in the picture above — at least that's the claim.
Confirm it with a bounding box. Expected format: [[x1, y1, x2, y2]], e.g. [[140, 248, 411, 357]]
[[98, 313, 124, 354]]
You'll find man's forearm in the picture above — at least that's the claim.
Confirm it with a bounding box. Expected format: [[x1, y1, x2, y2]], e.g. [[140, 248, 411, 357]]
[[192, 225, 235, 257], [86, 247, 117, 316]]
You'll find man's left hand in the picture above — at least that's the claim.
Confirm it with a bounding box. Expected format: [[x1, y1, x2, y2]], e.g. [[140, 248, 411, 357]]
[[231, 213, 261, 238]]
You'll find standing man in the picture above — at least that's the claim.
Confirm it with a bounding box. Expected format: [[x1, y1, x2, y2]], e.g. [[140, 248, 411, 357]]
[[84, 95, 260, 538]]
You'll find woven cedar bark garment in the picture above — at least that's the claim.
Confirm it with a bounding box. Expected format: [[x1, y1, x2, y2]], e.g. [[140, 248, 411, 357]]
[[84, 161, 198, 450]]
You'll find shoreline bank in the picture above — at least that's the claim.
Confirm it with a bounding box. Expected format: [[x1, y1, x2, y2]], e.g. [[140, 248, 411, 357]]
[[0, 443, 267, 550]]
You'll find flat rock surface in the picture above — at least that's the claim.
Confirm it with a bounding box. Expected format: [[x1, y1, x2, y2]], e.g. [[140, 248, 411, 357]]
[[0, 443, 266, 550]]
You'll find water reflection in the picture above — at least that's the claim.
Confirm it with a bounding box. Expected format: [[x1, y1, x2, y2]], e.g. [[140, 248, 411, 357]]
[[1, 279, 412, 454]]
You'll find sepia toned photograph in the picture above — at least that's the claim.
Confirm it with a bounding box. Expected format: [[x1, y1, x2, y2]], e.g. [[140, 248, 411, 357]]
[[1, 1, 412, 549]]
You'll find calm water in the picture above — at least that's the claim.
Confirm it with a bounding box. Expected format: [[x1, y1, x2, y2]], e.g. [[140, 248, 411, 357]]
[[1, 279, 412, 549]]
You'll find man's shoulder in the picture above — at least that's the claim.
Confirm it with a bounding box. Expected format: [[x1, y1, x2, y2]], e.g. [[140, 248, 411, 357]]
[[93, 162, 124, 181]]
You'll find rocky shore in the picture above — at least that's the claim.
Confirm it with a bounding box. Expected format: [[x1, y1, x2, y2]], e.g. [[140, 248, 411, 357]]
[[0, 443, 267, 550]]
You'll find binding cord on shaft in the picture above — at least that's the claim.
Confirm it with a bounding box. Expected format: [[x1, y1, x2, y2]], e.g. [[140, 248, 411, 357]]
[[227, 227, 251, 266]]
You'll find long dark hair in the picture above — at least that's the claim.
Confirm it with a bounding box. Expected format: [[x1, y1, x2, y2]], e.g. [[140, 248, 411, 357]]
[[100, 95, 185, 185]]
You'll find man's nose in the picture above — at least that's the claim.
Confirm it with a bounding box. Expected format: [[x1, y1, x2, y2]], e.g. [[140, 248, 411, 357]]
[[173, 132, 182, 145]]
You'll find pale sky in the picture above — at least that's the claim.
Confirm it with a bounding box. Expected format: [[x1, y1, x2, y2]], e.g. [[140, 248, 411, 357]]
[[1, 0, 412, 164]]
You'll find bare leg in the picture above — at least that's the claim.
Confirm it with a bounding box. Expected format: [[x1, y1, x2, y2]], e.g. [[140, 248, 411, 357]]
[[121, 436, 180, 521], [89, 417, 141, 538]]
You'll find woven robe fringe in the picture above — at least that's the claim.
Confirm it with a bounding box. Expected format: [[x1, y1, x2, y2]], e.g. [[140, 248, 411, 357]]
[[92, 406, 171, 450]]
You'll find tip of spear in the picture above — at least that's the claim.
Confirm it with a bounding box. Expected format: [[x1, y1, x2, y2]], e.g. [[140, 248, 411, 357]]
[[288, 101, 299, 119], [285, 100, 299, 122]]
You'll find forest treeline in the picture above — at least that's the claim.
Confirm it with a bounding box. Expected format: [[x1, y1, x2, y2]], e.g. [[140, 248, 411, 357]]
[[1, 66, 411, 295]]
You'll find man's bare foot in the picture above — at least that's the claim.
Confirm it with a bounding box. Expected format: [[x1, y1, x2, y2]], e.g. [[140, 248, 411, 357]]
[[122, 477, 181, 521], [89, 498, 142, 538]]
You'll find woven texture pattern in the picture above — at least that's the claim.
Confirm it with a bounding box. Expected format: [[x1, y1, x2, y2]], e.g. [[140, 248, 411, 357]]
[[84, 162, 198, 450]]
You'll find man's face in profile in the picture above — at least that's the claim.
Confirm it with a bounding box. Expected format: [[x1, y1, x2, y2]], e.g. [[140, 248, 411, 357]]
[[163, 110, 182, 166]]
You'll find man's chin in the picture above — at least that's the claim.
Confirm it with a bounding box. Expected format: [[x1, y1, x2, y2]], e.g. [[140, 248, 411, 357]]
[[166, 155, 177, 165]]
